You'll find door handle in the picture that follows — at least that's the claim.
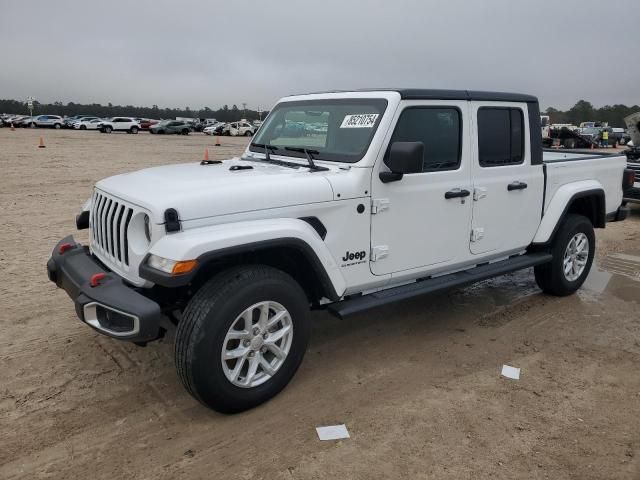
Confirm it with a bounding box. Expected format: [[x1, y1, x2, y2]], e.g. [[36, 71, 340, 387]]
[[444, 188, 471, 199], [507, 181, 528, 191]]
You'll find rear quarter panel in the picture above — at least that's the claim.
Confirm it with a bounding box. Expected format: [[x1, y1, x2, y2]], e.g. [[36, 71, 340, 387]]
[[533, 153, 626, 243]]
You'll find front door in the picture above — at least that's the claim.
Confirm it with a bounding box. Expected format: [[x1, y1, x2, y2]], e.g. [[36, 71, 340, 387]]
[[370, 101, 473, 276], [468, 103, 545, 255]]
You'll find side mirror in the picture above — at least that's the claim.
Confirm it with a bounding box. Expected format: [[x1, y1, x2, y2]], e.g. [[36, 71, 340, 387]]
[[379, 141, 424, 183]]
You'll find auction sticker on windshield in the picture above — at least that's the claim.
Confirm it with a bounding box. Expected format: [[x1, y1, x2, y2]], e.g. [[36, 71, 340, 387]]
[[340, 114, 379, 128]]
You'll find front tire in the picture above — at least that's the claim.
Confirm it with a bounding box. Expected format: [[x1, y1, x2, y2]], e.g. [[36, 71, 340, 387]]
[[534, 214, 595, 296], [175, 265, 310, 413]]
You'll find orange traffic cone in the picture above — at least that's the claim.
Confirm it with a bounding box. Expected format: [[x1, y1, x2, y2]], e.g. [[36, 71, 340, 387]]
[[214, 136, 221, 147], [203, 148, 209, 161], [38, 136, 46, 148]]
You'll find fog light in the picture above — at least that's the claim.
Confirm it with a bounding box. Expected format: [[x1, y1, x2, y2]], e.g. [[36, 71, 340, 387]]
[[96, 306, 135, 333]]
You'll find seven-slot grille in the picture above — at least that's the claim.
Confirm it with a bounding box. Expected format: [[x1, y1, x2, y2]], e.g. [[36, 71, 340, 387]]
[[91, 190, 134, 267]]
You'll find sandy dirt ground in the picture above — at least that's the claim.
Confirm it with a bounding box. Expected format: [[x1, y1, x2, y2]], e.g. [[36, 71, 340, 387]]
[[1, 128, 639, 479]]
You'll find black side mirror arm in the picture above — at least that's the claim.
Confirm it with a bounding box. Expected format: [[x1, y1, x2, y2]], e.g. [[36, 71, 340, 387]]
[[379, 171, 403, 183]]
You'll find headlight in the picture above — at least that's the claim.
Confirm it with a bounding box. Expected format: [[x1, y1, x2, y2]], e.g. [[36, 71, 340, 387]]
[[147, 254, 198, 275]]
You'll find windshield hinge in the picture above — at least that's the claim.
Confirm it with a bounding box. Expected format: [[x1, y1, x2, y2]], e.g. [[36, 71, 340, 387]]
[[371, 198, 390, 214]]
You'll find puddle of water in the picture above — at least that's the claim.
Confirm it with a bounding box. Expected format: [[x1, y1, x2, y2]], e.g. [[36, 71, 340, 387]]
[[582, 253, 640, 303]]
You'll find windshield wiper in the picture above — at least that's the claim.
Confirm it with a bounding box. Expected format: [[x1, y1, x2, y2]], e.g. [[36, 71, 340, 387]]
[[251, 142, 279, 162], [284, 147, 328, 171]]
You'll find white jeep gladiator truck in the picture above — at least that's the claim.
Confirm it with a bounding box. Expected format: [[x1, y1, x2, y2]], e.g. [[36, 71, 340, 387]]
[[47, 89, 634, 413]]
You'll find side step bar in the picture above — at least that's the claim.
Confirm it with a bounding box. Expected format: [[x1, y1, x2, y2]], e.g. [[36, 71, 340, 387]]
[[327, 252, 552, 319]]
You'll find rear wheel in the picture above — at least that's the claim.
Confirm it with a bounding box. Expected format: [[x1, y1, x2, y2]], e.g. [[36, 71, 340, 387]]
[[175, 265, 310, 413], [244, 130, 252, 136], [182, 128, 189, 135], [534, 214, 595, 296], [80, 125, 87, 130], [54, 123, 61, 129], [130, 126, 139, 134]]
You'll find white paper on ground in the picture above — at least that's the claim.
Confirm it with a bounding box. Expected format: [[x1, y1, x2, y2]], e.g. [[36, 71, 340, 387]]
[[501, 365, 521, 380], [316, 424, 350, 441]]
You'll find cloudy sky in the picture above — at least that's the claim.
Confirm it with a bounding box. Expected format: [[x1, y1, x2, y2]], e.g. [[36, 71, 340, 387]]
[[1, 0, 638, 111]]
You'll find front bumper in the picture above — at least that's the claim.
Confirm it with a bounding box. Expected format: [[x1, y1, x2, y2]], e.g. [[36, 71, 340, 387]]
[[47, 236, 164, 342]]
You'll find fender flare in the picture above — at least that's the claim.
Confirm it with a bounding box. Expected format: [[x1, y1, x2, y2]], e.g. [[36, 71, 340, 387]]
[[139, 218, 346, 299], [532, 181, 605, 245]]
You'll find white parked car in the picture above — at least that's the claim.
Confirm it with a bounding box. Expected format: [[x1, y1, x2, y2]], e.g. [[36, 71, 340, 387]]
[[73, 118, 103, 130], [47, 88, 633, 414], [97, 117, 140, 134], [30, 115, 64, 129], [224, 121, 256, 136]]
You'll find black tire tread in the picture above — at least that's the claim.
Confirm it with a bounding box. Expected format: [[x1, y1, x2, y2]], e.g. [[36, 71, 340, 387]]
[[175, 265, 305, 408], [534, 213, 594, 296]]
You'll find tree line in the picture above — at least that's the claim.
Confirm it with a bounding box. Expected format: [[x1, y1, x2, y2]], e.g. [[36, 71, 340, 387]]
[[0, 99, 268, 122], [2, 97, 638, 127], [544, 100, 639, 128]]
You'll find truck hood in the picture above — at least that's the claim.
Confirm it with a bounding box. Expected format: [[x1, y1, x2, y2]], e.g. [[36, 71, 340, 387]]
[[95, 158, 336, 223]]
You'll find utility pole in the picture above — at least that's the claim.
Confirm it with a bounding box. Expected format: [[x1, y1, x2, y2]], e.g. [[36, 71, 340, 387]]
[[26, 96, 35, 117], [242, 103, 247, 119]]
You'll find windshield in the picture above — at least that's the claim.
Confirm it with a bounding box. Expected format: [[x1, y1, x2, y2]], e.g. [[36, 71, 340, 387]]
[[250, 98, 388, 163]]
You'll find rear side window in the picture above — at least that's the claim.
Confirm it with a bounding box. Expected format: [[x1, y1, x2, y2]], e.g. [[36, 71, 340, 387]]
[[387, 107, 461, 172], [477, 108, 524, 166]]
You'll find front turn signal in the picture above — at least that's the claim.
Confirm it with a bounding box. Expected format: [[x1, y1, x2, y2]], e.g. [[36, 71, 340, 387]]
[[171, 260, 198, 275]]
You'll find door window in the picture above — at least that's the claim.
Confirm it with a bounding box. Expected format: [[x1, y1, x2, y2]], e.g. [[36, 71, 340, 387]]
[[477, 108, 524, 166], [387, 107, 461, 172]]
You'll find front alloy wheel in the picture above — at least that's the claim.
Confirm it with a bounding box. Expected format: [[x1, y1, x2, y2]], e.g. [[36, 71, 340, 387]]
[[221, 301, 293, 388], [175, 265, 310, 413]]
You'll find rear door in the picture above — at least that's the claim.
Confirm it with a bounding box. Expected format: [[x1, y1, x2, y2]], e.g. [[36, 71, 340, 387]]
[[370, 100, 473, 275], [469, 103, 544, 255]]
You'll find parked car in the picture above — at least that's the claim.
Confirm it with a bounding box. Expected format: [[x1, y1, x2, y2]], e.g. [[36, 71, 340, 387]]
[[139, 119, 159, 130], [223, 121, 256, 136], [30, 115, 64, 128], [203, 122, 226, 135], [611, 127, 629, 145], [14, 116, 35, 127], [47, 88, 633, 414], [97, 117, 140, 134], [73, 118, 103, 130], [69, 116, 100, 127], [64, 115, 93, 128], [149, 120, 192, 135]]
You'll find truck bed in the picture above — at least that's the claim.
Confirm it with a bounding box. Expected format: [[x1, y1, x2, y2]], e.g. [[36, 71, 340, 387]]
[[542, 149, 627, 215]]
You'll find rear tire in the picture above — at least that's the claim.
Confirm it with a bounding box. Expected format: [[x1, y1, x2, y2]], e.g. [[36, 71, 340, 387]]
[[245, 130, 252, 136], [175, 265, 310, 413], [534, 214, 595, 296], [54, 123, 61, 129], [182, 128, 189, 135], [130, 126, 138, 134], [80, 125, 87, 130]]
